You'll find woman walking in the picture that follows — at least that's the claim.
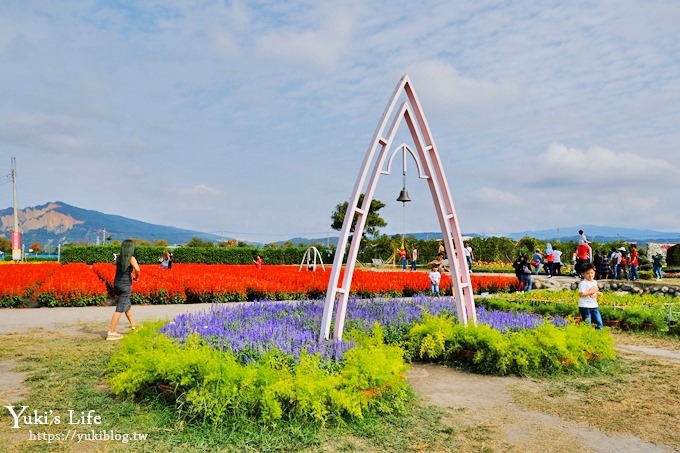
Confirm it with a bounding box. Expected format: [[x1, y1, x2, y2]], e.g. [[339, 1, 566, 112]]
[[107, 239, 140, 340]]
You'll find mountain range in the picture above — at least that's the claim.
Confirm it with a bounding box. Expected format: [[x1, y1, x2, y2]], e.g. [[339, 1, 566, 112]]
[[1, 202, 679, 251], [0, 201, 222, 250], [502, 225, 680, 243]]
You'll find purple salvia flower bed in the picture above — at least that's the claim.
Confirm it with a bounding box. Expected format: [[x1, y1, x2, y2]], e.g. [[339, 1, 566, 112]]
[[476, 306, 555, 332], [161, 297, 566, 362]]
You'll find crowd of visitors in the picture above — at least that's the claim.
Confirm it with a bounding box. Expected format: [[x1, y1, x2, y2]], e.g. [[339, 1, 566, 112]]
[[511, 229, 668, 291], [583, 244, 651, 281], [523, 242, 564, 280]]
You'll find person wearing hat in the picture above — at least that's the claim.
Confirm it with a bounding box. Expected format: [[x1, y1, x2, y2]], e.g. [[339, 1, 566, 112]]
[[652, 251, 664, 280], [613, 247, 626, 279], [618, 247, 630, 280]]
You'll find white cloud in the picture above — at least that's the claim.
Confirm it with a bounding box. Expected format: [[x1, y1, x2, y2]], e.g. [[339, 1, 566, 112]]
[[408, 60, 520, 107], [535, 143, 675, 183], [0, 20, 14, 53], [255, 10, 353, 70], [0, 114, 79, 136], [471, 186, 523, 207], [0, 114, 94, 154], [173, 184, 222, 196], [211, 29, 238, 57], [621, 195, 660, 212]]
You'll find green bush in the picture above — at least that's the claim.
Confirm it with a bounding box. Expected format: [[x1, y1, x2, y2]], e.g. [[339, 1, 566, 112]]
[[404, 314, 617, 376], [36, 292, 105, 307], [108, 323, 410, 425], [618, 305, 667, 331], [667, 244, 680, 267], [62, 244, 331, 264], [639, 270, 653, 280], [0, 295, 24, 308], [485, 292, 674, 334]]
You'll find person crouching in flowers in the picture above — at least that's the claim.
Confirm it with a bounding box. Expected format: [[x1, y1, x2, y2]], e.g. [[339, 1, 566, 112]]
[[159, 250, 172, 269], [429, 266, 441, 296], [578, 263, 603, 329], [107, 239, 140, 340]]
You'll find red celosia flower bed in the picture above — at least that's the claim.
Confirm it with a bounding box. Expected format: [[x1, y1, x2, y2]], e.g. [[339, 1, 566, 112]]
[[0, 263, 517, 307], [0, 263, 61, 307], [32, 263, 108, 307]]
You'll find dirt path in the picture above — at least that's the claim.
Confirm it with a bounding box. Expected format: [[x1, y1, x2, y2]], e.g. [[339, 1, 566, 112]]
[[0, 303, 217, 335], [407, 363, 671, 452], [615, 344, 680, 361]]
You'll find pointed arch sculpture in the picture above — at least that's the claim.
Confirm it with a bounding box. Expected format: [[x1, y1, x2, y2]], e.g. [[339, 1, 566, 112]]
[[320, 74, 476, 341], [299, 246, 326, 272]]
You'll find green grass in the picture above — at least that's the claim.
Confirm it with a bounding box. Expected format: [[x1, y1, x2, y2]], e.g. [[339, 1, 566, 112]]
[[510, 349, 680, 450], [0, 330, 457, 452], [3, 328, 679, 451]]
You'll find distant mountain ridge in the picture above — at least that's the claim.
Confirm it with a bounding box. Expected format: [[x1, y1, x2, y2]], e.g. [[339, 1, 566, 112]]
[[504, 225, 680, 242], [3, 203, 678, 250], [0, 201, 222, 249], [275, 226, 680, 246]]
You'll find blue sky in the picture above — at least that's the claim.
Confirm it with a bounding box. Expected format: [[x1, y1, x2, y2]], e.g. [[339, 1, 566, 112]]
[[1, 0, 679, 242]]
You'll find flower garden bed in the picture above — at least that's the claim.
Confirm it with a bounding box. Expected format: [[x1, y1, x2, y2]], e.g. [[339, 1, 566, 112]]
[[108, 297, 616, 425], [485, 290, 678, 334], [0, 263, 518, 307], [0, 262, 61, 307]]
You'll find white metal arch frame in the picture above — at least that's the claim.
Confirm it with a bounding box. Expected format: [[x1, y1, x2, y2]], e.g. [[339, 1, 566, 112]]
[[299, 246, 326, 272], [320, 74, 476, 341]]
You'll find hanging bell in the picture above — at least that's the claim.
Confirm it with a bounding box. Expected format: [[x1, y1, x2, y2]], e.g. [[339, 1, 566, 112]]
[[396, 188, 411, 203]]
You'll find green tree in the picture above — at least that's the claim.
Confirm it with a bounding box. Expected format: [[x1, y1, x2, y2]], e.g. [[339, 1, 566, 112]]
[[331, 194, 387, 238], [516, 236, 537, 257], [0, 236, 10, 253], [667, 244, 680, 267], [186, 237, 213, 247], [469, 236, 517, 262], [358, 234, 399, 261]]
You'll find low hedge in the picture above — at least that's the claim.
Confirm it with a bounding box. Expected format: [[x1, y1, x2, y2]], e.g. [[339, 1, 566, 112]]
[[61, 245, 332, 265], [480, 295, 672, 333], [405, 313, 617, 376]]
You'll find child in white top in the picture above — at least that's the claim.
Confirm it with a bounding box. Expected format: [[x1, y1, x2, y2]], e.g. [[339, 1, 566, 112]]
[[577, 263, 603, 329], [429, 267, 441, 296]]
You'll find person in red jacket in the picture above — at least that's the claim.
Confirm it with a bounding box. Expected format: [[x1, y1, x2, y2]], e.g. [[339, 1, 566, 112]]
[[575, 242, 592, 277], [629, 244, 639, 281]]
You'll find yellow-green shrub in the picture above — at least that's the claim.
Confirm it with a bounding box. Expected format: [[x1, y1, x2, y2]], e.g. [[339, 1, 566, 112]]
[[107, 323, 411, 425], [405, 315, 617, 376]]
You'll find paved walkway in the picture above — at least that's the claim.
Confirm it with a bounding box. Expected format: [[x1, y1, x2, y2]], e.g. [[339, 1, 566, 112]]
[[0, 303, 217, 334]]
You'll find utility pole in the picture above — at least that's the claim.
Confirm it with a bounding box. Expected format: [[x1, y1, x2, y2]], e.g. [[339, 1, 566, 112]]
[[10, 158, 21, 261]]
